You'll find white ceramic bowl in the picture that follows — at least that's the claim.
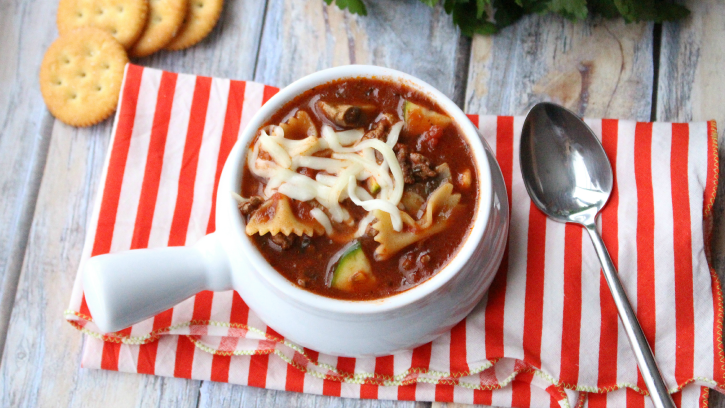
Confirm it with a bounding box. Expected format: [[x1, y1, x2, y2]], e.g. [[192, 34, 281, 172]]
[[84, 65, 509, 357]]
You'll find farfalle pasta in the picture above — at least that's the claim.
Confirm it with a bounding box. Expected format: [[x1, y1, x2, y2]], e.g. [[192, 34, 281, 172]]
[[236, 78, 479, 300]]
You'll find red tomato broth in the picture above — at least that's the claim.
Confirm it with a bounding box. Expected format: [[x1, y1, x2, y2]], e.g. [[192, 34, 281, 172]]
[[241, 78, 478, 300]]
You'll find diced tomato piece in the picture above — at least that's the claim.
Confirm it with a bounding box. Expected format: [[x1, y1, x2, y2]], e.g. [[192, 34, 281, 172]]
[[298, 167, 317, 178], [416, 125, 444, 151]]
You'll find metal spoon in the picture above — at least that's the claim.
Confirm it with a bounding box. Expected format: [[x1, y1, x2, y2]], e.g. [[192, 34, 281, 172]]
[[520, 102, 675, 408]]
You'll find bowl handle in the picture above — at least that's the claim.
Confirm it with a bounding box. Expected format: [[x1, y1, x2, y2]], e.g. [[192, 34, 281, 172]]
[[82, 232, 232, 333]]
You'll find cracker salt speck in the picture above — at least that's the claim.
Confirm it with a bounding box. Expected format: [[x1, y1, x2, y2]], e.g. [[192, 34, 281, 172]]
[[164, 0, 223, 51], [40, 27, 128, 127], [57, 0, 149, 49], [129, 0, 187, 57]]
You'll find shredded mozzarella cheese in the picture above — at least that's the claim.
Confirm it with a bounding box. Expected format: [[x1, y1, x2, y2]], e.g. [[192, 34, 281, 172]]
[[386, 121, 403, 147], [311, 208, 333, 236], [355, 212, 377, 237], [347, 176, 403, 231], [336, 129, 364, 146], [248, 122, 405, 234], [259, 133, 292, 168]]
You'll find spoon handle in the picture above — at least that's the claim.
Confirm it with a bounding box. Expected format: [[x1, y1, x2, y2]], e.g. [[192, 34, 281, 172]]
[[583, 222, 675, 408]]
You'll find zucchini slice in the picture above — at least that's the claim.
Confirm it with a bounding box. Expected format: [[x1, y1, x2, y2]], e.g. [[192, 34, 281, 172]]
[[403, 101, 452, 135], [366, 177, 381, 195], [331, 241, 375, 291]]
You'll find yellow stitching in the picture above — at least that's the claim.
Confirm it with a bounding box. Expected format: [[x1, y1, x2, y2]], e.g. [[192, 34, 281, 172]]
[[578, 393, 588, 408], [705, 120, 719, 218], [710, 267, 725, 388], [68, 310, 724, 396]]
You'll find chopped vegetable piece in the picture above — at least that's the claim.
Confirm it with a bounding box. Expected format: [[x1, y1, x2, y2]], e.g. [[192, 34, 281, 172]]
[[458, 168, 472, 189], [366, 177, 381, 194], [403, 101, 452, 136], [331, 241, 375, 291]]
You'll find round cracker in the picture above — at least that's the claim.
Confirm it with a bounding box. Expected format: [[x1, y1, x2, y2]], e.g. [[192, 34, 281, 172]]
[[129, 0, 187, 57], [40, 28, 128, 127], [164, 0, 223, 51], [57, 0, 149, 49]]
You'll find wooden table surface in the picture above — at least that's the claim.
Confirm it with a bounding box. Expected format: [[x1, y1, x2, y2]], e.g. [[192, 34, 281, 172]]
[[1, 0, 724, 406]]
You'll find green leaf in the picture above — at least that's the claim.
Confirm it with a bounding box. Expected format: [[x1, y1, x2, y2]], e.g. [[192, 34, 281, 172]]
[[548, 0, 588, 20], [443, 0, 497, 36], [327, 0, 368, 16], [476, 0, 490, 19], [493, 0, 525, 29], [587, 0, 620, 18], [348, 0, 690, 38], [613, 0, 689, 22]]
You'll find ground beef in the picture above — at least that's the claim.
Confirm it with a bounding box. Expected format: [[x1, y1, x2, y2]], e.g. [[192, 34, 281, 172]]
[[395, 144, 437, 183], [363, 114, 396, 162], [270, 233, 295, 250], [394, 143, 415, 184], [409, 153, 437, 181], [239, 195, 264, 215], [362, 113, 395, 141]]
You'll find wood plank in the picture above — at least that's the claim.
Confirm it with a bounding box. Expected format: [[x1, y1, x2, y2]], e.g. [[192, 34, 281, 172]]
[[0, 0, 60, 360], [657, 1, 725, 406], [0, 121, 203, 408], [465, 15, 654, 121], [0, 0, 267, 405], [254, 0, 470, 106], [201, 0, 468, 406], [198, 381, 430, 408]]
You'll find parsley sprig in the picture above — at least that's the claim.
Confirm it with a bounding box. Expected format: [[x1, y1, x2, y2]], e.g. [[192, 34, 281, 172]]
[[323, 0, 689, 36]]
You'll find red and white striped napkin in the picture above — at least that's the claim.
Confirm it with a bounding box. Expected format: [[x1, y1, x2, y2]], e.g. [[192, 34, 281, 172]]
[[65, 64, 723, 407]]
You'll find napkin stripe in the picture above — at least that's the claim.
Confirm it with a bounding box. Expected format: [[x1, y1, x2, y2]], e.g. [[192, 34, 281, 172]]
[[206, 80, 246, 234], [485, 116, 513, 358], [507, 116, 532, 362], [91, 63, 144, 258], [400, 342, 432, 400], [137, 308, 172, 374], [175, 335, 196, 378], [523, 206, 546, 369], [587, 392, 606, 407], [450, 320, 470, 373], [168, 76, 212, 247], [560, 224, 583, 386], [598, 119, 620, 390], [96, 65, 149, 372], [131, 71, 178, 250], [285, 353, 306, 392], [211, 354, 231, 382], [634, 122, 656, 391], [511, 370, 534, 406], [625, 388, 644, 407], [473, 388, 493, 405], [672, 123, 696, 384], [711, 270, 723, 383]]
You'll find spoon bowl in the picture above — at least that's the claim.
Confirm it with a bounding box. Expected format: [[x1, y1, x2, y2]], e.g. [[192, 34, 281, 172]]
[[520, 102, 613, 224], [520, 102, 675, 408]]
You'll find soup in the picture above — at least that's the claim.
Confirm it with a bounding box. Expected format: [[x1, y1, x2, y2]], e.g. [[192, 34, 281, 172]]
[[236, 78, 478, 300]]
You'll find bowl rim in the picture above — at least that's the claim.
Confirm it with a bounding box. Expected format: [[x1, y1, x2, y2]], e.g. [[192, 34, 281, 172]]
[[216, 65, 493, 315]]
